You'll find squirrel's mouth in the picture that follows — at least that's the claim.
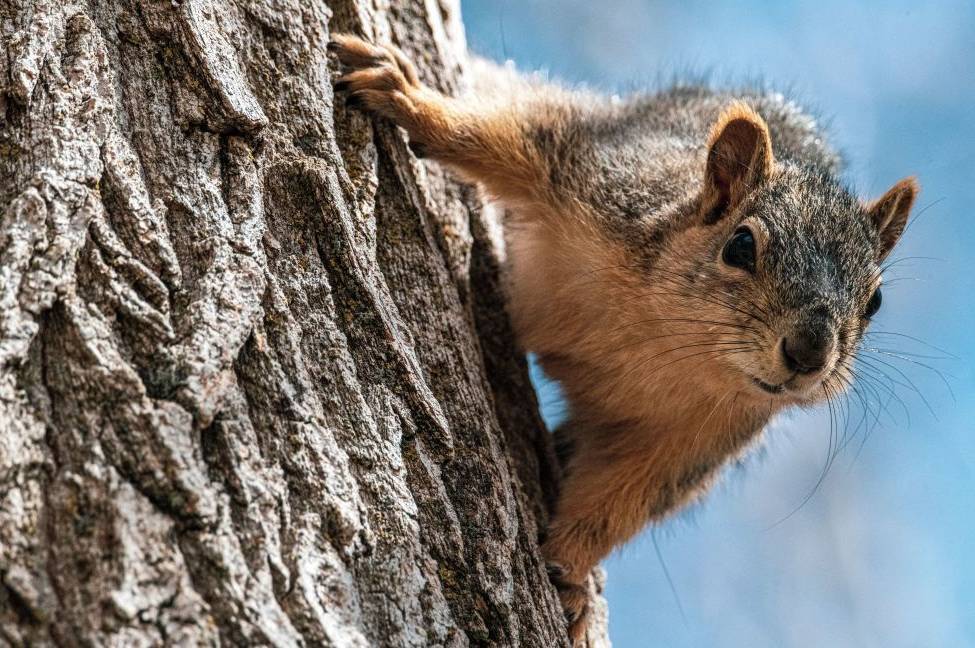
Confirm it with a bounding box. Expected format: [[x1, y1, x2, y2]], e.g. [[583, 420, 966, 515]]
[[751, 377, 785, 394]]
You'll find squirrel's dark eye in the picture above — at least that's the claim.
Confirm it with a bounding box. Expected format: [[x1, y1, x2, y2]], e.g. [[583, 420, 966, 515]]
[[864, 287, 882, 318], [722, 227, 756, 273]]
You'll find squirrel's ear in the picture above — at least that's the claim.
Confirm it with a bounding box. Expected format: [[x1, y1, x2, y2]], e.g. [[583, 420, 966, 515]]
[[866, 177, 918, 260], [702, 102, 774, 223]]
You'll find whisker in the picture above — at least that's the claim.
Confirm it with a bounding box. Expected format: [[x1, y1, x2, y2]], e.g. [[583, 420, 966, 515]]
[[603, 334, 759, 357], [855, 354, 938, 419], [652, 529, 688, 627], [859, 348, 956, 400], [901, 196, 947, 235], [620, 345, 759, 383], [879, 255, 945, 275], [863, 330, 956, 358], [620, 282, 769, 327], [860, 346, 953, 361], [608, 315, 759, 336], [766, 382, 838, 530], [848, 362, 912, 426], [651, 269, 772, 324], [828, 371, 872, 458]]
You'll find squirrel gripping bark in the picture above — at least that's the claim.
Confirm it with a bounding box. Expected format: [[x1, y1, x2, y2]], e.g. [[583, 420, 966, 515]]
[[330, 33, 917, 645]]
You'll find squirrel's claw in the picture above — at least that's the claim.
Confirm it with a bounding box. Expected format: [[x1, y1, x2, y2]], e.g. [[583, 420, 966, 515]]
[[330, 33, 425, 133], [330, 34, 420, 89], [545, 561, 592, 645]]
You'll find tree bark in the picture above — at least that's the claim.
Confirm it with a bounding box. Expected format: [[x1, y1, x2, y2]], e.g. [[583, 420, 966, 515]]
[[0, 0, 608, 646]]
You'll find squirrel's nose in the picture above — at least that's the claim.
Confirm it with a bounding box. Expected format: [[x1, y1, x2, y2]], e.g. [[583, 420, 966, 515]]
[[781, 328, 835, 375]]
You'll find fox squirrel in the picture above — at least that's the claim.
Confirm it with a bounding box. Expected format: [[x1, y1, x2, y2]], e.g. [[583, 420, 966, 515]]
[[329, 34, 917, 645]]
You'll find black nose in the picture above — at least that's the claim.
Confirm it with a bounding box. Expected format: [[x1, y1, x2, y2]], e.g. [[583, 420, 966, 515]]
[[782, 328, 835, 375]]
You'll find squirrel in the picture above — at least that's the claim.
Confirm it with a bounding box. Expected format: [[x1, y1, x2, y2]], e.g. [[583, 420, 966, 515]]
[[329, 34, 918, 644]]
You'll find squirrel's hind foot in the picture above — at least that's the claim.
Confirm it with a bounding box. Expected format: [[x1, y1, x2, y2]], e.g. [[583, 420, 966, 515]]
[[546, 562, 592, 646]]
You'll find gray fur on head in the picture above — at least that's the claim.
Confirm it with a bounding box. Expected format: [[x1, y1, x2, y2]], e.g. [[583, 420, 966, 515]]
[[518, 82, 914, 403]]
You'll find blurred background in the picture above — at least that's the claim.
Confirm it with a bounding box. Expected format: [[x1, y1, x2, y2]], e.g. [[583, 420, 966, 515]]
[[461, 1, 974, 646]]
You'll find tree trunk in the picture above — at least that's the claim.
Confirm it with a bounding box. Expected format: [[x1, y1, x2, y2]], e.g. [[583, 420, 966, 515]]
[[0, 0, 609, 646]]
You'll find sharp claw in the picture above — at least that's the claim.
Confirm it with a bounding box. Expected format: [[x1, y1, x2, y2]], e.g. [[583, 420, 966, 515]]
[[548, 573, 578, 592], [408, 141, 428, 158], [327, 41, 340, 52], [546, 561, 568, 581], [334, 79, 350, 92]]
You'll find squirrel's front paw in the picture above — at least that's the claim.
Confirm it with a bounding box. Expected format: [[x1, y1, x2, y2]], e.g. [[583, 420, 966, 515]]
[[329, 34, 422, 126], [546, 562, 592, 645]]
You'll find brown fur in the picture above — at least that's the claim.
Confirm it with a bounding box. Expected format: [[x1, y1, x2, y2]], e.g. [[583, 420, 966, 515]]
[[330, 35, 917, 644], [866, 176, 919, 260], [702, 102, 776, 221]]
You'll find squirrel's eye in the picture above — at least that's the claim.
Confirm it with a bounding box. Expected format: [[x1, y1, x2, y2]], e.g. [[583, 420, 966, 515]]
[[722, 227, 756, 273], [864, 287, 882, 318]]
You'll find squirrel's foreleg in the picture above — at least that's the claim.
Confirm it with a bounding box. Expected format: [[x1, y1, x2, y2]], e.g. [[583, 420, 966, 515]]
[[331, 34, 565, 206]]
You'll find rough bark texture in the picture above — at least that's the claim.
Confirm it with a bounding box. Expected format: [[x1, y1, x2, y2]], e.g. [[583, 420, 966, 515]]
[[0, 1, 609, 646]]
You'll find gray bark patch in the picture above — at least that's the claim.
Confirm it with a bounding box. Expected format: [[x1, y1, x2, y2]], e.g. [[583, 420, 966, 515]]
[[0, 1, 609, 645]]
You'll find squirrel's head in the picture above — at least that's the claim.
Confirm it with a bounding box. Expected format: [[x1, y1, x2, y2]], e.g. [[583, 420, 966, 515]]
[[652, 102, 917, 406]]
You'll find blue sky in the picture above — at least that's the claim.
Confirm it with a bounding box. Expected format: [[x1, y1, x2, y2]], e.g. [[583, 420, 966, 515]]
[[460, 2, 975, 646]]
